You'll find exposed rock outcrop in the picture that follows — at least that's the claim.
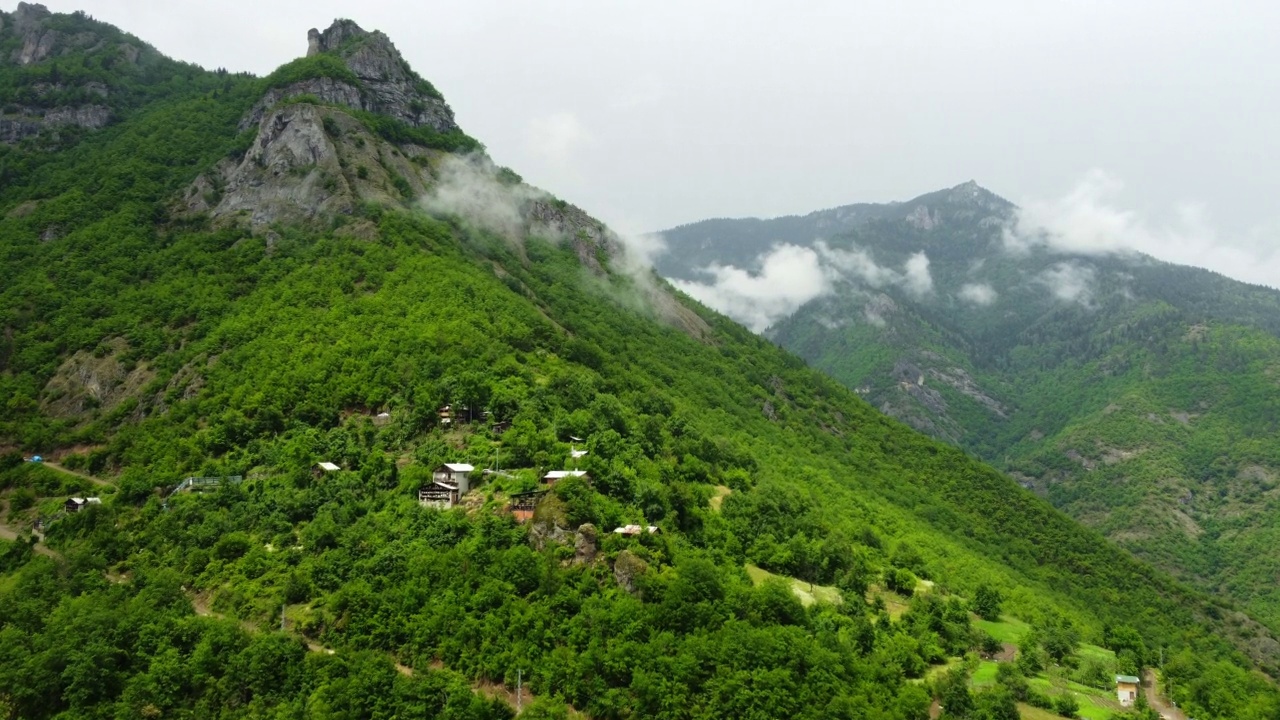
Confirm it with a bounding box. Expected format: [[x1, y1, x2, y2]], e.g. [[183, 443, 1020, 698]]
[[186, 103, 432, 229], [7, 3, 115, 66], [240, 19, 458, 134], [573, 523, 598, 564], [613, 550, 648, 595], [0, 103, 111, 144], [41, 338, 154, 419]]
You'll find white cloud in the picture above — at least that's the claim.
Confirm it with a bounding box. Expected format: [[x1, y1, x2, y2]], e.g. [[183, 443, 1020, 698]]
[[671, 242, 936, 331], [1038, 262, 1095, 305], [1006, 170, 1280, 289], [816, 243, 902, 287], [420, 154, 540, 241], [670, 244, 831, 332], [902, 252, 934, 298], [958, 282, 998, 306]]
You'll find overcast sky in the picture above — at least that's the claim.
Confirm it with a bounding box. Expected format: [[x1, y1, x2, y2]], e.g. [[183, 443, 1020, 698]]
[[29, 1, 1280, 288]]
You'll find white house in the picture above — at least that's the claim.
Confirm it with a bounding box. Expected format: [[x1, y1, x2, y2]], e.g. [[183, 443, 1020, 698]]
[[433, 463, 475, 494], [542, 470, 590, 486], [1115, 675, 1140, 707]]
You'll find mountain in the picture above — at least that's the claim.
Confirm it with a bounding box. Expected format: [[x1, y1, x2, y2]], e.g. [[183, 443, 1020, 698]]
[[2, 6, 1279, 718], [658, 181, 1280, 636]]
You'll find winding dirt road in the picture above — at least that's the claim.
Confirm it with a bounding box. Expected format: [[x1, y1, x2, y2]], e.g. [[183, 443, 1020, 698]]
[[1144, 669, 1187, 720]]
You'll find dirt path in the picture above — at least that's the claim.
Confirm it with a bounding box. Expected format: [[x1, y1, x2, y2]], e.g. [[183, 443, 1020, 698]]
[[0, 521, 61, 559], [43, 461, 112, 488], [1144, 669, 1187, 720]]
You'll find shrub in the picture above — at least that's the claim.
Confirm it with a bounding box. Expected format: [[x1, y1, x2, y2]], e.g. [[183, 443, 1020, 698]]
[[1053, 693, 1079, 718]]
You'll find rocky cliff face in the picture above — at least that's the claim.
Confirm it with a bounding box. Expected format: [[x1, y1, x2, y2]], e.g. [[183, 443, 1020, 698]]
[[4, 2, 137, 66], [239, 19, 458, 134], [0, 103, 111, 144], [185, 103, 434, 229], [0, 4, 129, 144]]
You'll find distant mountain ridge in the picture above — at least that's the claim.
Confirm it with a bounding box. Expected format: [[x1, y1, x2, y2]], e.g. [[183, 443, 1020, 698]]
[[659, 183, 1280, 635]]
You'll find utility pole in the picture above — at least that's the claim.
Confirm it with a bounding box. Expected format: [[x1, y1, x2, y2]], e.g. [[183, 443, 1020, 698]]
[[281, 604, 286, 632], [517, 669, 522, 714]]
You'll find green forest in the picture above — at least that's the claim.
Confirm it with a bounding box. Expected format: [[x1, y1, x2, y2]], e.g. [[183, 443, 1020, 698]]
[[1, 6, 1279, 719]]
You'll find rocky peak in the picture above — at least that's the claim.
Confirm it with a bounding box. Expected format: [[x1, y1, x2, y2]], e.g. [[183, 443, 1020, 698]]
[[306, 19, 367, 57], [944, 180, 1009, 209], [241, 19, 458, 134]]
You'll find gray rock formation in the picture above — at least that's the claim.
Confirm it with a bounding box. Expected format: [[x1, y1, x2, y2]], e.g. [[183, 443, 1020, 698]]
[[241, 19, 458, 135], [613, 550, 648, 595], [43, 104, 110, 129], [186, 103, 432, 229], [1, 103, 112, 144], [573, 523, 598, 564], [7, 3, 114, 66]]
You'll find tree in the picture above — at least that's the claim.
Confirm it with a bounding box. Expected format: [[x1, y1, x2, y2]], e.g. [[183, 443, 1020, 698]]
[[972, 584, 1003, 621], [937, 667, 974, 720], [974, 685, 1019, 720]]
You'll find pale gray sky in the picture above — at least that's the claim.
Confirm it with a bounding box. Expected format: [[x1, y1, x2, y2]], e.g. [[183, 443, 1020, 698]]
[[30, 1, 1280, 287]]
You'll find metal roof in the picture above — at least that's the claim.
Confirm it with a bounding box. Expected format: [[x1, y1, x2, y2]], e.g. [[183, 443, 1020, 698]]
[[543, 470, 589, 479], [316, 462, 341, 471], [1115, 675, 1141, 684], [441, 463, 474, 472]]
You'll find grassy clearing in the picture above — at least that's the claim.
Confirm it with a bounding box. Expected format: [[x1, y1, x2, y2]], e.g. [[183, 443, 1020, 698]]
[[975, 615, 1031, 644], [744, 564, 842, 606], [1016, 703, 1062, 720], [972, 660, 1000, 687], [709, 485, 731, 512], [1076, 642, 1117, 665]]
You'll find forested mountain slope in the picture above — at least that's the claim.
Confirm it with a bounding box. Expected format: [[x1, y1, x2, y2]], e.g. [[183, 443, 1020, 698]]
[[659, 182, 1280, 636], [1, 6, 1279, 718]]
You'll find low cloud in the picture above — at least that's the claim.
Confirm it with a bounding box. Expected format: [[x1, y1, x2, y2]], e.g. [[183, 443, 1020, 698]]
[[958, 282, 998, 306], [419, 154, 544, 242], [670, 244, 831, 332], [1038, 262, 1095, 306], [671, 242, 935, 331], [1006, 169, 1280, 290], [903, 252, 934, 298]]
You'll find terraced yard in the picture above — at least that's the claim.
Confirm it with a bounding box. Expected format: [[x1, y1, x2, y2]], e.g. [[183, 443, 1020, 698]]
[[743, 563, 843, 606]]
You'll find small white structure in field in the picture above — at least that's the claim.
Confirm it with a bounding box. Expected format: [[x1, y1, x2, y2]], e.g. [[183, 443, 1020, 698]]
[[613, 524, 660, 537]]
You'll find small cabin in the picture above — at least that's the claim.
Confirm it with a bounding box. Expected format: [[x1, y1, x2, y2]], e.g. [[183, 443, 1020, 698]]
[[64, 497, 102, 513], [508, 489, 547, 523], [437, 405, 453, 425], [313, 461, 341, 478], [542, 470, 590, 486], [434, 463, 475, 494], [419, 481, 460, 509], [1115, 675, 1140, 707], [613, 524, 660, 537]]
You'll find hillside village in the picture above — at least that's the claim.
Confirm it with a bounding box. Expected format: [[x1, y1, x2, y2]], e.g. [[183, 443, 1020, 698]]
[[3, 400, 1183, 719]]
